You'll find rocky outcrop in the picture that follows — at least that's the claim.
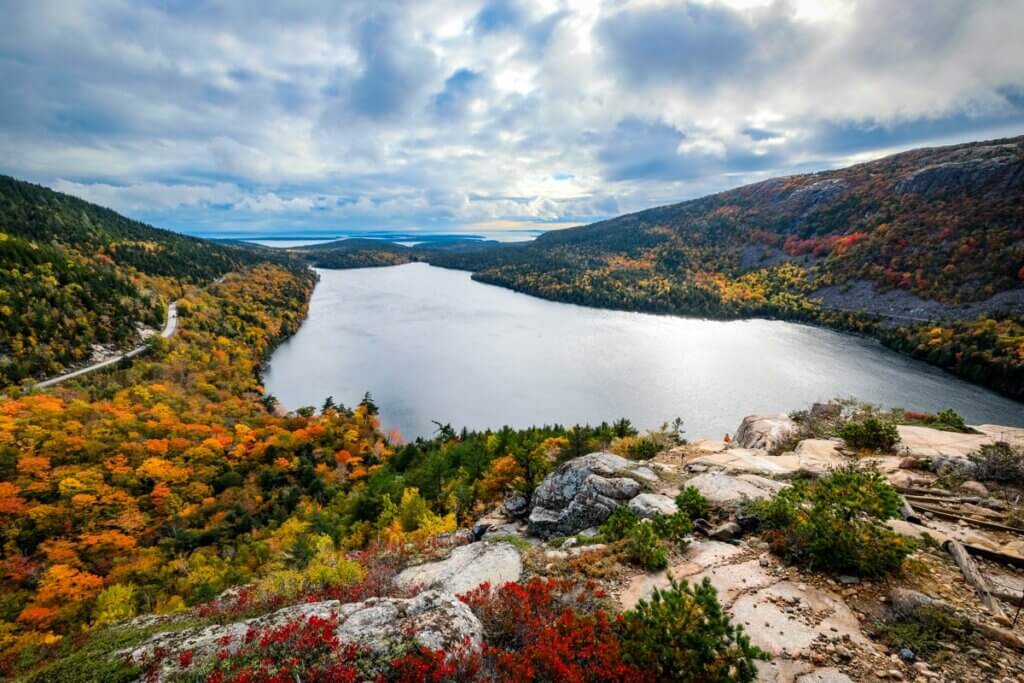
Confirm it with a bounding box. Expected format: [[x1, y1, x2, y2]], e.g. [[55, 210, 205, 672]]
[[685, 471, 786, 510], [896, 424, 1023, 462], [124, 591, 482, 681], [502, 492, 529, 518], [527, 452, 657, 538], [688, 448, 795, 478], [627, 493, 678, 518], [394, 541, 522, 595], [894, 155, 1024, 198], [733, 415, 798, 452]]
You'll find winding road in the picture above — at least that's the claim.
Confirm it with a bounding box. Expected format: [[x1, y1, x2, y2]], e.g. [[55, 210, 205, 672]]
[[33, 302, 178, 389]]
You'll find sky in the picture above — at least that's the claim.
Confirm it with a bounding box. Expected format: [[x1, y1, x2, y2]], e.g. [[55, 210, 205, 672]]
[[1, 0, 1023, 236]]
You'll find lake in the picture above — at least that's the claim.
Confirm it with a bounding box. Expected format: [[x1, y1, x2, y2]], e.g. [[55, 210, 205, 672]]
[[264, 263, 1024, 440]]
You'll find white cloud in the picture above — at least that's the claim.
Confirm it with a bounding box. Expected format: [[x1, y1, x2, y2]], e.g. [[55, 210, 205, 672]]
[[0, 0, 1022, 233]]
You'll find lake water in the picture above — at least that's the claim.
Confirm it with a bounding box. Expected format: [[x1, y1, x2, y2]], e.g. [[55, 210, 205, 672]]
[[264, 263, 1024, 440]]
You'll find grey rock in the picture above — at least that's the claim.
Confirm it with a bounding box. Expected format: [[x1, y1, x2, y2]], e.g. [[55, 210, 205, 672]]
[[796, 668, 855, 683], [958, 480, 990, 497], [685, 472, 787, 510], [527, 452, 659, 538], [709, 522, 742, 541], [471, 522, 490, 541], [629, 466, 659, 485], [395, 542, 522, 595], [889, 588, 954, 619], [627, 493, 678, 518], [480, 522, 525, 541], [503, 493, 529, 518], [733, 414, 798, 452]]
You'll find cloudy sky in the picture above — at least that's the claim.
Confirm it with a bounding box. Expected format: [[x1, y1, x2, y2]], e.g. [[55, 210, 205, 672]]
[[2, 0, 1023, 236]]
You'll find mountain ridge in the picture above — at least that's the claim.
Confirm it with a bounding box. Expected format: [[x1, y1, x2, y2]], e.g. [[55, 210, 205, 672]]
[[297, 135, 1024, 400]]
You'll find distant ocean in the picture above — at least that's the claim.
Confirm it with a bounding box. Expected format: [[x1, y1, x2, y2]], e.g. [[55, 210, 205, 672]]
[[197, 229, 545, 248]]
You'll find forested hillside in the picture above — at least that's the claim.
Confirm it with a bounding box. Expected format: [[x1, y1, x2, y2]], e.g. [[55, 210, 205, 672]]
[[0, 177, 289, 386], [432, 136, 1024, 304], [384, 136, 1024, 399], [0, 257, 677, 680]]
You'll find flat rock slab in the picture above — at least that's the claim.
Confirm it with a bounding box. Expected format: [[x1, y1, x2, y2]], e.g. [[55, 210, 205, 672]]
[[796, 668, 855, 683], [730, 581, 867, 658], [690, 443, 848, 479], [686, 471, 787, 509], [778, 439, 850, 476], [395, 541, 522, 595], [756, 659, 815, 683], [973, 424, 1024, 447], [628, 492, 678, 518], [686, 540, 746, 567], [618, 541, 745, 609], [886, 519, 950, 545], [689, 449, 794, 477], [691, 558, 779, 605], [690, 439, 730, 453], [896, 425, 998, 459]]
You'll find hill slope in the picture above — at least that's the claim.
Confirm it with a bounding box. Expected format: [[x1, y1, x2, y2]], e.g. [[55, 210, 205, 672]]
[[408, 136, 1024, 399], [0, 177, 288, 386]]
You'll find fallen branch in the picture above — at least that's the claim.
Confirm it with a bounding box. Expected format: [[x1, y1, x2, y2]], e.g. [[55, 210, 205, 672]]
[[899, 497, 921, 525], [894, 485, 955, 497], [975, 621, 1024, 651], [991, 585, 1024, 608], [957, 542, 1024, 570], [946, 539, 1010, 625], [912, 502, 1024, 535]]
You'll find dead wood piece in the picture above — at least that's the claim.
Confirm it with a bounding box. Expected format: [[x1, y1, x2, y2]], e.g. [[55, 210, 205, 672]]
[[903, 492, 1008, 511], [899, 497, 922, 525], [895, 485, 955, 497], [945, 539, 1010, 625], [957, 542, 1024, 570], [912, 502, 1024, 535], [991, 585, 1024, 608], [976, 621, 1024, 651]]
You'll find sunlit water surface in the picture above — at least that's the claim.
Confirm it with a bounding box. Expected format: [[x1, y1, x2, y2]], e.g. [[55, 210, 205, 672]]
[[265, 264, 1024, 440]]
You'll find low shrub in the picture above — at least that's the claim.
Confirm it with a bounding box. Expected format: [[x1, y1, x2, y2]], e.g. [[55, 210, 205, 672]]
[[838, 416, 899, 451], [389, 640, 482, 683], [674, 486, 710, 520], [188, 614, 370, 682], [617, 577, 767, 682], [600, 506, 641, 541], [871, 603, 974, 659], [457, 578, 644, 682], [566, 546, 622, 579], [746, 465, 912, 576], [926, 409, 969, 433], [650, 509, 692, 545], [968, 441, 1024, 484], [599, 506, 690, 570], [626, 522, 668, 571], [626, 438, 660, 460]]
